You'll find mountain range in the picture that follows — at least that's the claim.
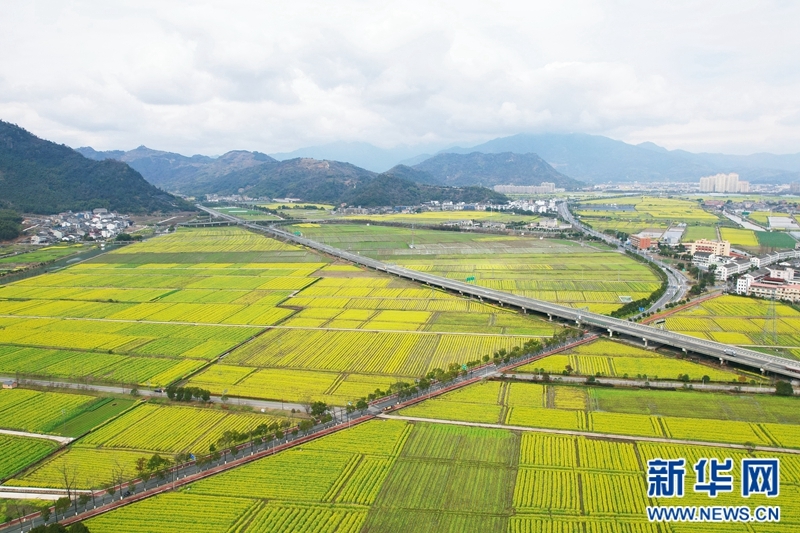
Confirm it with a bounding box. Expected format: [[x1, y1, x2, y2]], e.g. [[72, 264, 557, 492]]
[[78, 144, 580, 198], [0, 121, 191, 215], [275, 133, 800, 184]]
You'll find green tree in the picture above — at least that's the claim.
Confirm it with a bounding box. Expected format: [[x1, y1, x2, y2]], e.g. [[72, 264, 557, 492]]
[[54, 497, 70, 520], [39, 504, 51, 522], [775, 381, 794, 396], [310, 401, 329, 417]]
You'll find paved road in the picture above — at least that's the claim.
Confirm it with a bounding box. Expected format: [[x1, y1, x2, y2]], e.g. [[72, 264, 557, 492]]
[[378, 414, 800, 455], [0, 375, 307, 413], [197, 206, 800, 381], [557, 201, 690, 309]]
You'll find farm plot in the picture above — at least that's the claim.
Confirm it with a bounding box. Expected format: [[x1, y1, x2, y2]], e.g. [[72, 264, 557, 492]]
[[76, 416, 800, 532], [0, 435, 58, 480], [295, 224, 662, 314], [398, 380, 800, 449], [224, 328, 535, 381], [576, 197, 719, 240], [719, 227, 759, 247], [516, 338, 740, 381], [79, 403, 284, 453], [0, 388, 98, 434], [756, 230, 797, 248], [0, 346, 206, 386], [665, 295, 800, 357], [11, 403, 288, 489]]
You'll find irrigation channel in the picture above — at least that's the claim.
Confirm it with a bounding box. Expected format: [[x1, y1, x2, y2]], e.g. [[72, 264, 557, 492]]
[[197, 204, 800, 381], [0, 336, 595, 532]]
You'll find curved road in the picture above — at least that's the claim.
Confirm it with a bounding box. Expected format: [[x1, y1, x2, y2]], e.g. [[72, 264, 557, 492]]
[[198, 205, 800, 381], [557, 201, 690, 310]]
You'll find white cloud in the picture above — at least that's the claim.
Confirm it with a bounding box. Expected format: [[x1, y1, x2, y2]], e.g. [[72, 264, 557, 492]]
[[1, 0, 799, 155]]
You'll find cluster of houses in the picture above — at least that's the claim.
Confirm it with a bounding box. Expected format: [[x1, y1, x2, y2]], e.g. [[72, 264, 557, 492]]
[[26, 209, 133, 244], [340, 199, 560, 217], [681, 240, 800, 301], [735, 264, 800, 303]]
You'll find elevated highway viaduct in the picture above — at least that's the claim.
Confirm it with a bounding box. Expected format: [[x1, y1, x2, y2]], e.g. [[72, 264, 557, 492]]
[[196, 205, 800, 382]]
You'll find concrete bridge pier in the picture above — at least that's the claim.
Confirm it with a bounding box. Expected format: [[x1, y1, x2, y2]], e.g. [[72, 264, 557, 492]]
[[607, 329, 613, 337], [548, 314, 552, 321], [643, 338, 648, 348]]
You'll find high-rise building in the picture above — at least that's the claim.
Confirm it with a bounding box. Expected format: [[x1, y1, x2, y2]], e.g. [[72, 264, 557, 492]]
[[698, 173, 749, 193]]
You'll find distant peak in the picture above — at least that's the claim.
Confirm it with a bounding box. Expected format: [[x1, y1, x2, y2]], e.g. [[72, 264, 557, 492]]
[[636, 141, 669, 153]]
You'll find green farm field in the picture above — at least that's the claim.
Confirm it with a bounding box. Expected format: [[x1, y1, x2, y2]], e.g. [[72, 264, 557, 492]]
[[575, 196, 720, 236], [516, 339, 748, 382], [0, 435, 58, 481], [756, 230, 797, 248], [0, 244, 91, 266], [0, 388, 99, 434], [82, 418, 800, 533], [9, 401, 292, 489], [295, 224, 662, 314], [400, 379, 800, 448], [664, 295, 800, 358], [0, 227, 560, 395]]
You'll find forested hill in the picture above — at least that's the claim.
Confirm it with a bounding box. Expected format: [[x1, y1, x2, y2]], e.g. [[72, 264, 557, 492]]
[[76, 146, 276, 191], [205, 158, 506, 206], [0, 121, 192, 214], [411, 152, 583, 189], [344, 174, 508, 207]]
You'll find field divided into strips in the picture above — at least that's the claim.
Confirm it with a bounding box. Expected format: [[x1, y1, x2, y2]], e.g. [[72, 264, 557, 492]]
[[0, 227, 317, 384], [297, 224, 661, 314], [87, 420, 412, 533], [188, 329, 537, 404], [0, 388, 98, 434], [9, 402, 290, 489], [83, 419, 800, 532], [0, 226, 561, 390], [516, 339, 741, 381], [0, 434, 59, 481], [575, 196, 720, 236], [664, 295, 800, 358], [401, 379, 800, 449]]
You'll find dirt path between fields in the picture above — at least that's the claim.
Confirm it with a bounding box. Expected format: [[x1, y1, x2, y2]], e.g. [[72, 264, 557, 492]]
[[0, 429, 72, 445]]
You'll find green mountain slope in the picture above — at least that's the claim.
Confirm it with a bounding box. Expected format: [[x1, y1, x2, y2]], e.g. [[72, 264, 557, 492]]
[[411, 152, 582, 189], [0, 121, 191, 214]]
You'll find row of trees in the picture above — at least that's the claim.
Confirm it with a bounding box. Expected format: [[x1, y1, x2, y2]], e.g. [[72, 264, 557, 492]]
[[165, 385, 211, 402]]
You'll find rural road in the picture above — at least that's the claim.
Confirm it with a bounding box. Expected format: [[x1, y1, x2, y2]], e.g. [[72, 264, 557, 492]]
[[556, 201, 690, 309], [503, 372, 776, 394], [378, 414, 800, 455]]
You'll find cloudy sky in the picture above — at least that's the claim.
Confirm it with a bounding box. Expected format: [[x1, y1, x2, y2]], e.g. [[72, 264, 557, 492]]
[[2, 0, 799, 156]]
